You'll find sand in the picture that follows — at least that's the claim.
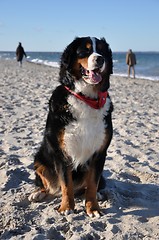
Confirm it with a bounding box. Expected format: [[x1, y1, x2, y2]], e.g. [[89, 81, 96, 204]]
[[0, 59, 159, 240]]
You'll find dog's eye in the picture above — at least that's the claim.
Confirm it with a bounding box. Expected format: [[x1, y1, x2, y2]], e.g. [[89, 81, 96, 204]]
[[77, 48, 90, 58]]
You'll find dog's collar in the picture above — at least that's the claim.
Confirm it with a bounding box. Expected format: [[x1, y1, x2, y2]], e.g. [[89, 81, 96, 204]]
[[65, 86, 108, 109]]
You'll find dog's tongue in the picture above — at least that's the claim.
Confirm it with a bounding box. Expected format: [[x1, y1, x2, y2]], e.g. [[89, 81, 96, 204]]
[[89, 70, 102, 83]]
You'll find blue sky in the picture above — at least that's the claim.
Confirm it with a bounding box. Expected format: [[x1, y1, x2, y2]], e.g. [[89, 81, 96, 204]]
[[0, 0, 159, 52]]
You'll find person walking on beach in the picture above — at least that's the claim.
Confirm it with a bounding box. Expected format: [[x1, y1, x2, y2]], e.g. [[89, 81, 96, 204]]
[[16, 42, 27, 67], [126, 49, 136, 78]]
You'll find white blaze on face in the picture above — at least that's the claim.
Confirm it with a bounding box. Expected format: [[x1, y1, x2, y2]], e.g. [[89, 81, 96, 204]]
[[91, 37, 97, 52], [87, 38, 105, 72]]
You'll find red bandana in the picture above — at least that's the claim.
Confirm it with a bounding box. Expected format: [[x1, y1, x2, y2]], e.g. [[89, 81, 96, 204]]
[[65, 86, 108, 109]]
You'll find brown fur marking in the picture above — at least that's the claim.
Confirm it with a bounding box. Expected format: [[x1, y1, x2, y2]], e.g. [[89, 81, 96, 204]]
[[77, 57, 88, 70], [58, 167, 75, 212], [35, 163, 58, 194], [85, 167, 100, 215]]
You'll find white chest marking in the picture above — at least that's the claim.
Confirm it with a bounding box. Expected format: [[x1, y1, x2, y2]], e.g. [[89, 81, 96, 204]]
[[64, 95, 107, 169]]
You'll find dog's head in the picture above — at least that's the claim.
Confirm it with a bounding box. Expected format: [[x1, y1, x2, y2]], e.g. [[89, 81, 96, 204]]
[[59, 37, 113, 91]]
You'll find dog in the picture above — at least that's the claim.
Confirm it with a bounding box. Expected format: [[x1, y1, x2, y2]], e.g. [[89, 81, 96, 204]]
[[29, 37, 113, 217]]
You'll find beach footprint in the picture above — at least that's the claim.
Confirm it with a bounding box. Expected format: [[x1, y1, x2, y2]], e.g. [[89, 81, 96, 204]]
[[3, 167, 30, 191]]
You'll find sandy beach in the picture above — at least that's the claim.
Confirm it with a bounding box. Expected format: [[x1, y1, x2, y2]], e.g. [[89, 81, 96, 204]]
[[0, 59, 159, 240]]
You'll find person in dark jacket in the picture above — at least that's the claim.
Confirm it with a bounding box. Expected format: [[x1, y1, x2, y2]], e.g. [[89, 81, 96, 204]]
[[126, 49, 136, 78], [16, 42, 27, 66]]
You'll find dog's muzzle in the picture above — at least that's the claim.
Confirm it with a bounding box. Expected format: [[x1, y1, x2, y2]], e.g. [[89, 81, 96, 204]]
[[81, 53, 105, 85]]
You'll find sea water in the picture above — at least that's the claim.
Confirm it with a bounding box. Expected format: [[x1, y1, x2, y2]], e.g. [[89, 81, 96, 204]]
[[113, 52, 159, 81], [0, 51, 159, 81]]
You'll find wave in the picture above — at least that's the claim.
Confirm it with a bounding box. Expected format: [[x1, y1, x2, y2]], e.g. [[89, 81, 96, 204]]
[[112, 73, 159, 81], [26, 57, 60, 68]]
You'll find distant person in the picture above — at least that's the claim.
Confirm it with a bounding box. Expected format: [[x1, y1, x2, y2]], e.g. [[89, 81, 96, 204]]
[[16, 42, 27, 66], [126, 49, 136, 78]]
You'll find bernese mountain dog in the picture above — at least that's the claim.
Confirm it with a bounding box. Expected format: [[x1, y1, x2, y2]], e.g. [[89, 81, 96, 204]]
[[29, 37, 113, 217]]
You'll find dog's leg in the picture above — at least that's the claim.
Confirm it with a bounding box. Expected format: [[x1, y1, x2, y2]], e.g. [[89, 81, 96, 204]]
[[85, 149, 109, 217], [58, 166, 75, 214], [85, 167, 101, 217]]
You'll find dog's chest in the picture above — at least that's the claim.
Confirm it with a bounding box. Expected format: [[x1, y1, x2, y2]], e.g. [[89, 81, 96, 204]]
[[63, 96, 106, 168]]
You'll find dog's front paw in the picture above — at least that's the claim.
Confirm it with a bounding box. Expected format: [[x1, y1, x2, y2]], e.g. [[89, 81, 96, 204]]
[[85, 201, 102, 217], [28, 189, 47, 202], [58, 207, 74, 215], [86, 209, 103, 217], [58, 201, 75, 215]]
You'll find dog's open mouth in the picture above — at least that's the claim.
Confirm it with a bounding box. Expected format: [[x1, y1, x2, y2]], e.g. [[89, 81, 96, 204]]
[[81, 67, 102, 85]]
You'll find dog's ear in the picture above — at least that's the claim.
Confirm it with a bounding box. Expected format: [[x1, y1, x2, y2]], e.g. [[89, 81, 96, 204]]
[[60, 37, 80, 70], [59, 38, 81, 89]]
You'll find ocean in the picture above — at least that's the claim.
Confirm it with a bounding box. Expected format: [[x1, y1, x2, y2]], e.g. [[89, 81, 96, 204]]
[[0, 51, 159, 81]]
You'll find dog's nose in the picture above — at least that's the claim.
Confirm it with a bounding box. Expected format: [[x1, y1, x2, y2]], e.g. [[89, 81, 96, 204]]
[[96, 56, 104, 67], [87, 53, 105, 71]]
